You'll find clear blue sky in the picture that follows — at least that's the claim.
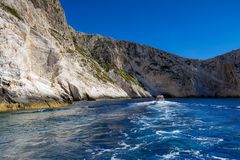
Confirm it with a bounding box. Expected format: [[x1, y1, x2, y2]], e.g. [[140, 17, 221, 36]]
[[60, 0, 240, 59]]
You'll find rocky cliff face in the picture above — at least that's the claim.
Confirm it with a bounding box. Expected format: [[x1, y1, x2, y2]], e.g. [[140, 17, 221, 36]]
[[77, 33, 240, 97], [0, 0, 150, 111], [0, 0, 239, 111]]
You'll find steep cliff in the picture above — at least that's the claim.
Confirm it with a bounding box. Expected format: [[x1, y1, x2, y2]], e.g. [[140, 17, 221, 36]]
[[0, 0, 150, 111], [77, 33, 240, 97], [0, 0, 239, 111]]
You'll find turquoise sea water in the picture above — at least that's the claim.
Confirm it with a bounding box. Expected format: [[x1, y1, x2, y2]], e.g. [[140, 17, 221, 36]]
[[0, 99, 240, 159]]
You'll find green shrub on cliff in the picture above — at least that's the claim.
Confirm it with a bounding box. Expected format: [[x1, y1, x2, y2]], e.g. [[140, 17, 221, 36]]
[[116, 69, 139, 84], [1, 3, 23, 21], [91, 62, 114, 83], [71, 37, 114, 83], [99, 62, 140, 85]]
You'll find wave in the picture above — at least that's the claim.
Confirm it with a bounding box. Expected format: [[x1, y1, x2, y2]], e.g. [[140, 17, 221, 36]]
[[111, 154, 121, 160], [118, 142, 130, 149], [128, 100, 183, 108], [162, 151, 180, 159], [156, 130, 181, 135], [128, 100, 157, 107], [192, 136, 224, 146], [209, 155, 229, 160]]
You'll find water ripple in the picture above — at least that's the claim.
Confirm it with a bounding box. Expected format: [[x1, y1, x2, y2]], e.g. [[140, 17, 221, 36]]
[[0, 98, 240, 159]]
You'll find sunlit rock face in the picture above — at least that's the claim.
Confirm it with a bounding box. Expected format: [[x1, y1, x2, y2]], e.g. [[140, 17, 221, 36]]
[[76, 33, 240, 97], [0, 0, 150, 110], [0, 0, 239, 111]]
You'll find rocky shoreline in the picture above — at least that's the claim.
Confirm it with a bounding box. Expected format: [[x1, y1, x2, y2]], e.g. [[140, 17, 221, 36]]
[[0, 101, 69, 112], [0, 97, 133, 113]]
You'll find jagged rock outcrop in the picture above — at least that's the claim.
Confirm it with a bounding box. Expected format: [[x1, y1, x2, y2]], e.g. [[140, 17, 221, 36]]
[[0, 0, 239, 111], [0, 0, 150, 111], [77, 33, 240, 97]]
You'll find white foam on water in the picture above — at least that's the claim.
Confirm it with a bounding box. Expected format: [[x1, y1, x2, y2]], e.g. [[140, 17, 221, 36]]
[[118, 142, 130, 149], [129, 101, 187, 134], [179, 150, 205, 159], [193, 137, 211, 141], [192, 136, 224, 146], [213, 105, 228, 109], [155, 101, 183, 107], [156, 130, 181, 135], [117, 141, 143, 151], [147, 101, 184, 116], [129, 144, 141, 151], [111, 154, 121, 160], [210, 155, 229, 160], [162, 151, 180, 159], [138, 119, 153, 127], [194, 119, 205, 124], [121, 132, 128, 138], [95, 149, 112, 156], [129, 100, 183, 110], [129, 101, 157, 107]]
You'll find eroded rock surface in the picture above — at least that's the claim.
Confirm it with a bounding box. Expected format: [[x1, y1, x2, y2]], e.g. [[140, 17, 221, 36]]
[[77, 33, 240, 97], [0, 0, 145, 111], [0, 0, 239, 111]]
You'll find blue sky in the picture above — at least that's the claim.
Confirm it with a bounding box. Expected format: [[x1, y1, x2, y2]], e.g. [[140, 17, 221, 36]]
[[60, 0, 240, 59]]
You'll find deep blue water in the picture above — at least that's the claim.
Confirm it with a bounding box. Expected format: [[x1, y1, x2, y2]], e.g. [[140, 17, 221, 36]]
[[0, 99, 240, 160]]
